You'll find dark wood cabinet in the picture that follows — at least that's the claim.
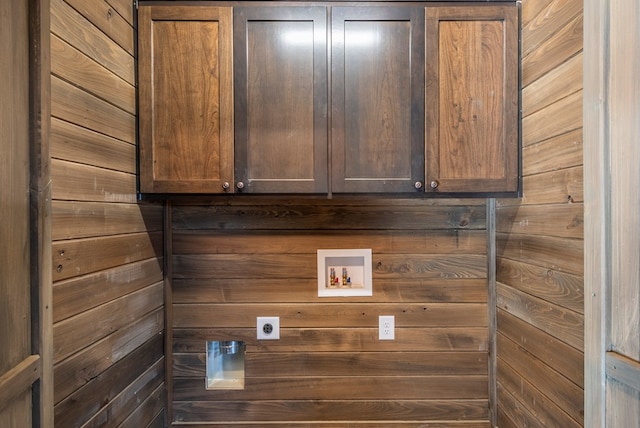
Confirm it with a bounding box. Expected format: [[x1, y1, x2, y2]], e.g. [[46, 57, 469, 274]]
[[138, 5, 234, 194], [234, 7, 328, 193], [137, 2, 520, 197], [331, 7, 425, 193], [425, 5, 519, 195]]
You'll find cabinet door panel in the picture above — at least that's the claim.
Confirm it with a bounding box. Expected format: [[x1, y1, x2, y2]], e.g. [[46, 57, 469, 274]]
[[426, 5, 519, 195], [138, 6, 234, 193], [332, 7, 425, 194], [235, 7, 328, 193]]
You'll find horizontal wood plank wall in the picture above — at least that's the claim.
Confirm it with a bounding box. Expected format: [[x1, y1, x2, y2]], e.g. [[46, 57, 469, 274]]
[[50, 0, 165, 426], [496, 0, 584, 426], [170, 198, 490, 426]]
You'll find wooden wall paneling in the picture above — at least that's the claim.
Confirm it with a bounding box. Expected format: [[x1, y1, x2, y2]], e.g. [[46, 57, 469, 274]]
[[106, 0, 134, 26], [498, 309, 583, 387], [521, 12, 582, 87], [497, 283, 583, 350], [50, 0, 134, 84], [72, 359, 164, 427], [173, 351, 488, 378], [496, 233, 583, 275], [497, 332, 583, 424], [119, 382, 166, 428], [51, 159, 137, 203], [520, 166, 583, 205], [496, 258, 583, 314], [522, 128, 582, 175], [497, 366, 582, 428], [172, 400, 490, 424], [496, 204, 583, 239], [50, 117, 135, 173], [52, 258, 162, 323], [173, 229, 487, 256], [53, 282, 163, 363], [173, 327, 488, 354], [51, 35, 135, 114], [52, 231, 162, 282], [172, 202, 487, 231], [51, 77, 135, 144], [50, 0, 166, 425], [54, 307, 163, 404], [53, 334, 163, 428], [172, 277, 488, 304], [520, 0, 582, 59], [171, 200, 488, 425], [1, 0, 52, 425], [522, 90, 582, 147], [52, 201, 162, 240], [62, 0, 134, 55], [522, 52, 582, 116]]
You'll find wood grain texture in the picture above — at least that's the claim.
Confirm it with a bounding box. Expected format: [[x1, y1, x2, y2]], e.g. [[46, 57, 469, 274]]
[[496, 257, 583, 314], [51, 76, 135, 144], [51, 34, 135, 114], [497, 283, 583, 350], [172, 400, 489, 423], [499, 310, 583, 387], [498, 332, 583, 424], [51, 117, 136, 173], [523, 90, 582, 148], [63, 0, 134, 55], [50, 0, 134, 84], [54, 308, 163, 404], [425, 5, 519, 194], [332, 6, 424, 193], [521, 11, 582, 87], [52, 231, 162, 281], [0, 0, 31, 403], [496, 204, 583, 239], [172, 202, 487, 230], [138, 5, 234, 193], [173, 327, 488, 353], [51, 1, 166, 426], [54, 335, 163, 428], [522, 129, 582, 175], [234, 7, 328, 193], [170, 200, 488, 424]]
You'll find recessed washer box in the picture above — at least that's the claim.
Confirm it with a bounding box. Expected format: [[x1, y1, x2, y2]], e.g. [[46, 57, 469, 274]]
[[317, 249, 372, 297]]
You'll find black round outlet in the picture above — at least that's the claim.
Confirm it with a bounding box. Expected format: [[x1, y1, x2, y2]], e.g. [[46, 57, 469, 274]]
[[262, 323, 273, 335]]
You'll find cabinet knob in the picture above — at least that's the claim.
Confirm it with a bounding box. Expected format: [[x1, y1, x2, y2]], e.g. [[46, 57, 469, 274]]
[[236, 181, 245, 190], [429, 180, 439, 189], [414, 181, 423, 190], [222, 182, 230, 190]]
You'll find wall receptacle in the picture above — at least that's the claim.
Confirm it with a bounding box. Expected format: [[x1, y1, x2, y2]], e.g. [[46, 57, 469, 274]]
[[257, 317, 280, 340], [379, 315, 395, 340]]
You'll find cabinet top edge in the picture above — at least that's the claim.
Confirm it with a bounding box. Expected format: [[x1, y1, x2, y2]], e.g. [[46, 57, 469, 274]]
[[138, 0, 519, 6]]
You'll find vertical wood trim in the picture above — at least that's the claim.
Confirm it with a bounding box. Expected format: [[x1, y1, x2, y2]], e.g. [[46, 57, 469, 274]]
[[29, 0, 53, 425], [164, 201, 173, 424], [487, 198, 497, 427], [583, 0, 608, 426]]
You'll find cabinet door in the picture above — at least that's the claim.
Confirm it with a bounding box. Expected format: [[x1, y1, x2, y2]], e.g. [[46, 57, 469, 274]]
[[138, 6, 234, 193], [331, 7, 425, 194], [425, 5, 519, 195], [234, 7, 328, 193]]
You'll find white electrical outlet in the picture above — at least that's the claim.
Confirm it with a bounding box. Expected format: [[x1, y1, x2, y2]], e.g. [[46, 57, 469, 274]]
[[379, 315, 395, 340], [257, 317, 280, 340]]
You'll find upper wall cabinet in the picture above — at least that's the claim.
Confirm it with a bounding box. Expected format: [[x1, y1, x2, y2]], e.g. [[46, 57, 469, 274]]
[[425, 5, 519, 195], [137, 2, 520, 197], [331, 7, 425, 193], [138, 6, 234, 194], [234, 7, 329, 193]]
